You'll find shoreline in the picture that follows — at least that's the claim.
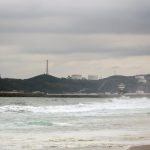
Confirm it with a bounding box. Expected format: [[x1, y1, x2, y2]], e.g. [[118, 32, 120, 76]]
[[128, 145, 150, 150], [0, 92, 150, 98]]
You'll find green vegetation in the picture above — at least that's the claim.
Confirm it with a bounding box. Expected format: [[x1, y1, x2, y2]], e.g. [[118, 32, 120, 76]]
[[0, 74, 150, 93]]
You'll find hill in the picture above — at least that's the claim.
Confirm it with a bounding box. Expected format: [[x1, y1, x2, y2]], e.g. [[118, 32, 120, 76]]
[[0, 74, 150, 93]]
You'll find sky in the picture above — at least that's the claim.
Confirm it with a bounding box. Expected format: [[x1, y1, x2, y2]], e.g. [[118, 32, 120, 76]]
[[0, 0, 150, 79]]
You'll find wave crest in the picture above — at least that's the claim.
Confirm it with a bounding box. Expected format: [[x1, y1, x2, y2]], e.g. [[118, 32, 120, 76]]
[[0, 97, 150, 115]]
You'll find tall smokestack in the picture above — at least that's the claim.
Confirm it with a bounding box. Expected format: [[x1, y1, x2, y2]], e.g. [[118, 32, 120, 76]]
[[46, 60, 49, 75]]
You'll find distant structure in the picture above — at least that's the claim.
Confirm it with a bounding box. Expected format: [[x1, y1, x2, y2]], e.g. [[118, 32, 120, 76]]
[[118, 83, 126, 94], [135, 75, 147, 94], [88, 75, 98, 80], [71, 74, 82, 80], [135, 75, 146, 83], [82, 77, 87, 80], [46, 60, 49, 75]]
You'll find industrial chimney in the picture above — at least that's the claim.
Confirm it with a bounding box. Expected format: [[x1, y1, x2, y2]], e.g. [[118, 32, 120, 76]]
[[46, 60, 49, 75]]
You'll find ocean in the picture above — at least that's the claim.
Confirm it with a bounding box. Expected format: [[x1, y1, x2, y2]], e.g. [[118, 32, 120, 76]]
[[0, 97, 150, 150]]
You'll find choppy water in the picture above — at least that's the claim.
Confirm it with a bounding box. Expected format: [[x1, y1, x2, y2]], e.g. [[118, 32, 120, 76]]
[[0, 97, 150, 150]]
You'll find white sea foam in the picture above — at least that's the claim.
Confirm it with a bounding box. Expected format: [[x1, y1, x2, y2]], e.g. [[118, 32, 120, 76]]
[[0, 97, 150, 115], [0, 97, 150, 150], [52, 122, 73, 126]]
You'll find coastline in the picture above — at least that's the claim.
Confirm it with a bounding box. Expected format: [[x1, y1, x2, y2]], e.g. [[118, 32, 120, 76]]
[[128, 145, 150, 150], [0, 92, 150, 98]]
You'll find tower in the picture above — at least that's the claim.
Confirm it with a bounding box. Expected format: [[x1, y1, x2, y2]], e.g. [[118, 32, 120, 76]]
[[46, 60, 49, 75], [118, 83, 126, 94]]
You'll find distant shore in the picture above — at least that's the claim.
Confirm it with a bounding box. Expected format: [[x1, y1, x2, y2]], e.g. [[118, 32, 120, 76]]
[[0, 92, 150, 98]]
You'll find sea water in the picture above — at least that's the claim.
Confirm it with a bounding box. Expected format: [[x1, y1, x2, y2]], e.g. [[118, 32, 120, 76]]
[[0, 97, 150, 150]]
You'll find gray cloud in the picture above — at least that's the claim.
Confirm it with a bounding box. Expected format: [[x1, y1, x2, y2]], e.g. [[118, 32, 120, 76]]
[[0, 0, 150, 34], [0, 33, 150, 57], [0, 0, 150, 78]]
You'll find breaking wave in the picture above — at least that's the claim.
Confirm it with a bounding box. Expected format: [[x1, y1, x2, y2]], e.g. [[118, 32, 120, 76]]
[[0, 97, 150, 115]]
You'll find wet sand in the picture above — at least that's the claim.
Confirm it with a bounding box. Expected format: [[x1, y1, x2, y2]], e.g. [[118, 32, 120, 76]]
[[128, 145, 150, 150]]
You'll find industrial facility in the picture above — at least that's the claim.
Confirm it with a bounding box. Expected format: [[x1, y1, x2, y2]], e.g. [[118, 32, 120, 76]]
[[71, 75, 82, 80], [135, 75, 147, 94], [88, 75, 99, 80]]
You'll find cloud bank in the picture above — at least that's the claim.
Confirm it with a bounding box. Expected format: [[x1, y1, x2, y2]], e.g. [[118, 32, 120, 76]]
[[0, 0, 150, 78]]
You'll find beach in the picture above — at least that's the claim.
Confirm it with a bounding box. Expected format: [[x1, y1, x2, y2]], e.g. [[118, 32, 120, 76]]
[[128, 145, 150, 150], [0, 97, 150, 150]]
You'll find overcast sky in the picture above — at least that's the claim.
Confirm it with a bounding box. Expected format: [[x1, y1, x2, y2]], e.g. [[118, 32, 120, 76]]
[[0, 0, 150, 79]]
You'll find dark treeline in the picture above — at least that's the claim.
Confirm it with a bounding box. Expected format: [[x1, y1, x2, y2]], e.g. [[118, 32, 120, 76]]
[[0, 74, 150, 93]]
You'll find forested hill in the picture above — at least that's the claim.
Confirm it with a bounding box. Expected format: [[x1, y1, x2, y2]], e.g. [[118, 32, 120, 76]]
[[0, 74, 150, 93]]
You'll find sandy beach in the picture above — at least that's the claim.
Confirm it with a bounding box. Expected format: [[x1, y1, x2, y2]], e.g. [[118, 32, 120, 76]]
[[128, 145, 150, 150]]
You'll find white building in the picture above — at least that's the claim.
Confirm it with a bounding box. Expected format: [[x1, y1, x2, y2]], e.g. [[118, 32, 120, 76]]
[[88, 75, 98, 80], [136, 90, 144, 94], [118, 83, 125, 90], [118, 83, 126, 94], [135, 75, 147, 93], [135, 75, 147, 83], [71, 74, 82, 80]]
